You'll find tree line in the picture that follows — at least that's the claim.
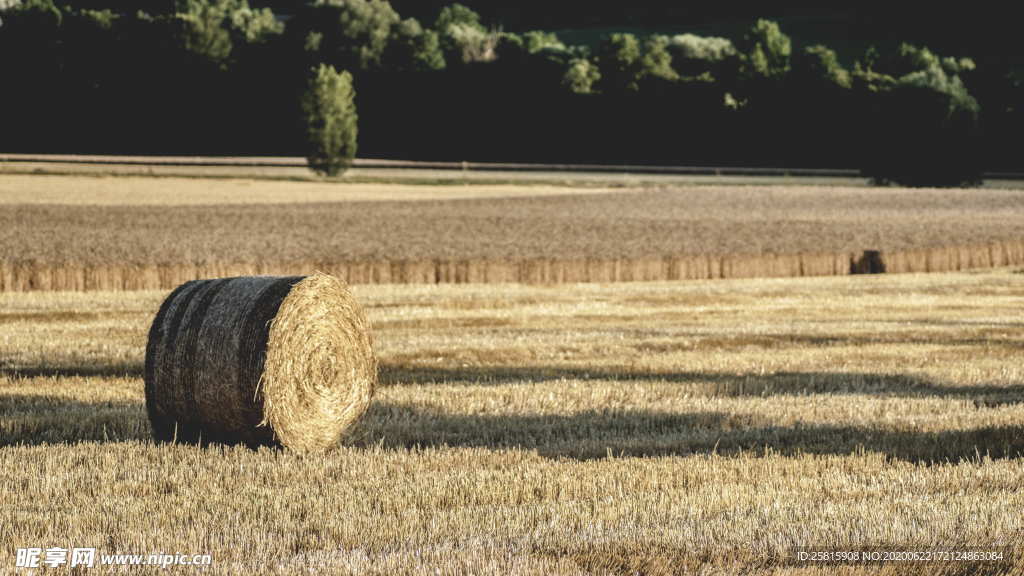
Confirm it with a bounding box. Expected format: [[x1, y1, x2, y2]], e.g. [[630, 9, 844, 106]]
[[2, 0, 1019, 185]]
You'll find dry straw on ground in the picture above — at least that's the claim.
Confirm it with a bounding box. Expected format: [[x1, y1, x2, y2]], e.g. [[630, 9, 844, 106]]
[[144, 273, 377, 453], [2, 271, 1023, 574]]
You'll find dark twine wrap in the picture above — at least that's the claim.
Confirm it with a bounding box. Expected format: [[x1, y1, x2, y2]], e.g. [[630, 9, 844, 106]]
[[145, 276, 303, 448]]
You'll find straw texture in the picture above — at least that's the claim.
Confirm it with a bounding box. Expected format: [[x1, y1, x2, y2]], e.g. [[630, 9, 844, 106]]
[[6, 238, 1024, 292], [144, 273, 376, 452]]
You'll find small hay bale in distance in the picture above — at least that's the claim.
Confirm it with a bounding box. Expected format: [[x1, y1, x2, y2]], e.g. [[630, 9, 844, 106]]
[[144, 273, 377, 453]]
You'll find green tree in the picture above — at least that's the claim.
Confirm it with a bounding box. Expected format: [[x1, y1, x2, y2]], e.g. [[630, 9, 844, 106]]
[[0, 0, 63, 78], [668, 34, 735, 62], [792, 44, 851, 90], [385, 17, 445, 72], [433, 3, 481, 32], [668, 33, 735, 79], [434, 4, 495, 64], [226, 2, 280, 43], [299, 0, 400, 71], [855, 44, 982, 187], [851, 47, 895, 95], [301, 64, 358, 177], [494, 31, 526, 63], [172, 0, 281, 67], [562, 57, 600, 94], [640, 35, 678, 82], [522, 30, 563, 54], [738, 19, 791, 81], [597, 33, 642, 93], [174, 0, 232, 64]]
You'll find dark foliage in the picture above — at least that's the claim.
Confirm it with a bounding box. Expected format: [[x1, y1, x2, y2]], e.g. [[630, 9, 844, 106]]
[[0, 0, 1016, 180]]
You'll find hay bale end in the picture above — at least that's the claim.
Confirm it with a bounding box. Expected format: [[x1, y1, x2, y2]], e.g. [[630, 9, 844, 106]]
[[144, 273, 376, 453]]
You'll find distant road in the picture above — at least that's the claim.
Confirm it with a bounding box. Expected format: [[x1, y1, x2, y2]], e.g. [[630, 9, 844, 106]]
[[2, 153, 1023, 187], [0, 153, 861, 175]]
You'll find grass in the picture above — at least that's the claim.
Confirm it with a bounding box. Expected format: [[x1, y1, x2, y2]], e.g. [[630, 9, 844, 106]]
[[2, 270, 1023, 573]]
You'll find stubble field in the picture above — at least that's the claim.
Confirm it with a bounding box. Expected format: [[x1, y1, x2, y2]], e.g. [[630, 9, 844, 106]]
[[2, 270, 1023, 574]]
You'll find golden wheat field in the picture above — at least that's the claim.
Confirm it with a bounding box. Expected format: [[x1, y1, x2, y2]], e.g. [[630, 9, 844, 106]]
[[2, 270, 1023, 574], [1, 175, 1024, 291]]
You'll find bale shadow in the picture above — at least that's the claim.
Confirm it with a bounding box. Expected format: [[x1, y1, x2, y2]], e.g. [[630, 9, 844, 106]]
[[3, 391, 1021, 463], [0, 393, 149, 446], [0, 364, 143, 379], [4, 362, 1021, 461], [380, 363, 1024, 405], [356, 401, 1024, 462], [778, 333, 1024, 350]]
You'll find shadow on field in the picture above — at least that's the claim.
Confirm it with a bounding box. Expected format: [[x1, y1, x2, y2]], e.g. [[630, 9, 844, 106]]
[[379, 363, 1024, 406], [356, 401, 1024, 463], [0, 393, 149, 446], [648, 327, 1024, 351], [4, 362, 1021, 462], [0, 364, 143, 379], [777, 333, 1024, 350]]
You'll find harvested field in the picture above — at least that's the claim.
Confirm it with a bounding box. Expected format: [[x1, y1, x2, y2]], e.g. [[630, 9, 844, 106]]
[[1, 270, 1023, 574], [1, 175, 1024, 291], [0, 174, 627, 205]]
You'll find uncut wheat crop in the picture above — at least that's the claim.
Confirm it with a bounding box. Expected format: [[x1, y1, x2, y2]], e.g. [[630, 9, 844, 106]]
[[1, 175, 1023, 266], [1, 270, 1023, 574]]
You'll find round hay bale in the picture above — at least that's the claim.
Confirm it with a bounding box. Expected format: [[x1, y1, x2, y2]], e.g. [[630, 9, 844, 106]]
[[144, 273, 376, 453]]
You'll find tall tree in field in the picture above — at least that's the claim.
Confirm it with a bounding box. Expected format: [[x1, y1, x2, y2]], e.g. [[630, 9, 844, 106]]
[[301, 64, 358, 176]]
